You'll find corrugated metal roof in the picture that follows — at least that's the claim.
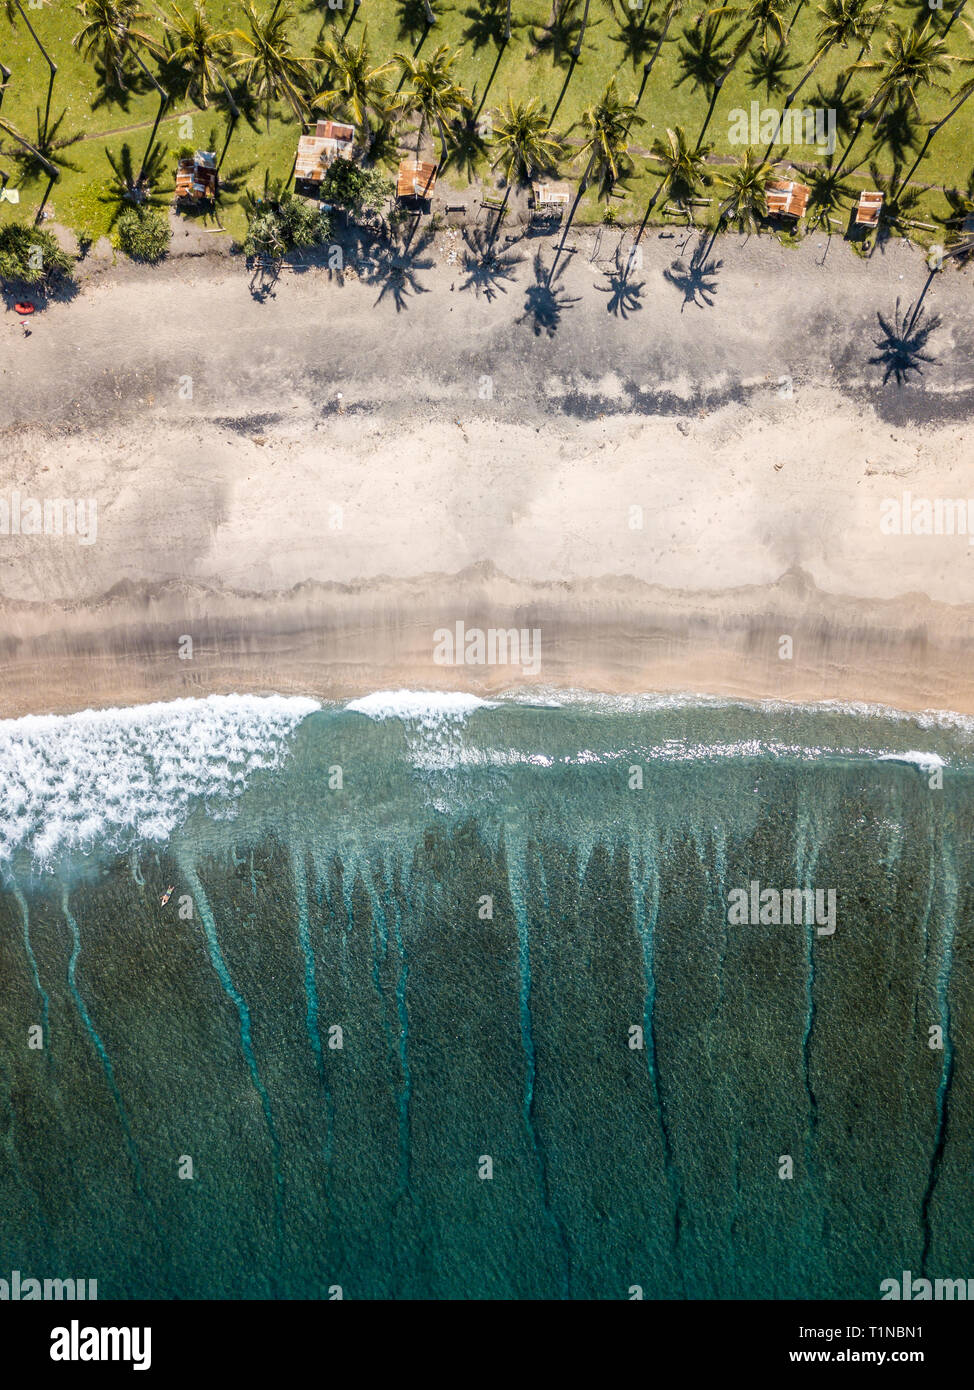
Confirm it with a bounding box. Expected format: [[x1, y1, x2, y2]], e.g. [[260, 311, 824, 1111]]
[[855, 190, 884, 226], [296, 123, 356, 182], [175, 156, 217, 201], [767, 179, 810, 219], [396, 159, 437, 199]]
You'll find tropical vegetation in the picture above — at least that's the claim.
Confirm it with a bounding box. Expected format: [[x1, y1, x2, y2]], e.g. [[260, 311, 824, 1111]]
[[0, 0, 971, 266]]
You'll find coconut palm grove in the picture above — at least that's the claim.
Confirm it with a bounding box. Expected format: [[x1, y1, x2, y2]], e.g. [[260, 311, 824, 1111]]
[[0, 0, 972, 288]]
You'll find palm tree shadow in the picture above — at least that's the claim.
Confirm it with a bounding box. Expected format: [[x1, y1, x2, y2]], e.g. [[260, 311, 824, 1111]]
[[362, 223, 436, 311], [867, 98, 921, 170], [609, 1, 660, 70], [518, 249, 580, 336], [531, 1, 583, 68], [870, 293, 941, 386], [595, 241, 645, 318], [248, 259, 280, 302], [442, 116, 489, 181], [461, 1, 516, 52], [397, 0, 436, 45], [2, 108, 84, 187], [663, 232, 722, 310], [747, 42, 798, 99], [458, 225, 523, 300]]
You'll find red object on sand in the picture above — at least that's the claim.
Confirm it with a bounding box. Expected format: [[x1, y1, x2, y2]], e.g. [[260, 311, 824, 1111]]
[[14, 302, 35, 315]]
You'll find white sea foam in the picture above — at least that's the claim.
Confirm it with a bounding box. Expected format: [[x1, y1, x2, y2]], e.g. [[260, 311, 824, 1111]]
[[0, 695, 319, 866], [346, 691, 495, 721], [878, 751, 946, 772]]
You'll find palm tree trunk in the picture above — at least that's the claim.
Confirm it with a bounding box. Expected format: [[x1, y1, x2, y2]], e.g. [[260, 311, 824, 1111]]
[[642, 5, 676, 90], [12, 1, 57, 136], [898, 80, 974, 193], [505, 0, 511, 42], [696, 24, 756, 151], [782, 44, 829, 113], [0, 114, 59, 179], [129, 45, 168, 100], [489, 179, 512, 249], [136, 90, 169, 186], [786, 0, 807, 40], [216, 66, 241, 119], [761, 44, 831, 166], [634, 166, 673, 247], [943, 0, 967, 38], [832, 85, 882, 177], [696, 80, 723, 152], [550, 147, 594, 284], [837, 41, 869, 100], [423, 0, 436, 26], [573, 0, 591, 59]]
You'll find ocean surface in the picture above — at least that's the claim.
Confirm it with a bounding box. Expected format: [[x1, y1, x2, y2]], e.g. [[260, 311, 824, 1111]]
[[0, 691, 972, 1300]]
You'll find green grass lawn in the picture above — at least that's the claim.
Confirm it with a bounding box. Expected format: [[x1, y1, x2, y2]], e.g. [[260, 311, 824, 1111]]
[[1, 0, 972, 249]]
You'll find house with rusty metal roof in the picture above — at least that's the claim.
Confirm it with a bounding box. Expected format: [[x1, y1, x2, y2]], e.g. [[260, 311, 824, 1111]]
[[396, 159, 437, 203], [295, 121, 356, 193], [855, 190, 884, 228], [766, 178, 810, 220], [175, 150, 217, 205]]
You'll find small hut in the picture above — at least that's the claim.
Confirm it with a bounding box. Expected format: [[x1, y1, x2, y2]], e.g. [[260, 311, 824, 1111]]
[[766, 178, 810, 221], [531, 181, 571, 220], [855, 190, 884, 228], [396, 159, 437, 204], [295, 121, 356, 194], [175, 150, 217, 205]]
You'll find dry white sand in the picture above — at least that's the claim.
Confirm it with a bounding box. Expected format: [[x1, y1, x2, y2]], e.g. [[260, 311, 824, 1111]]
[[1, 228, 973, 715]]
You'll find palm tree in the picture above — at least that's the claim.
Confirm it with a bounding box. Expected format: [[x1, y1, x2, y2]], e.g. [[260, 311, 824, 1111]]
[[491, 96, 563, 185], [942, 0, 967, 39], [395, 43, 471, 163], [646, 123, 712, 221], [4, 0, 58, 138], [641, 0, 689, 93], [782, 0, 883, 110], [897, 57, 974, 193], [573, 0, 592, 58], [74, 0, 169, 189], [834, 19, 954, 175], [232, 1, 310, 131], [551, 77, 642, 278], [101, 138, 171, 222], [72, 0, 164, 91], [716, 146, 773, 231], [490, 96, 563, 234], [161, 1, 236, 112], [0, 114, 59, 183], [313, 25, 393, 135], [696, 0, 789, 148]]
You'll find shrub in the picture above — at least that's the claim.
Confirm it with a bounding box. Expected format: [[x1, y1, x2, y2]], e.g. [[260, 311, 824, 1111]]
[[318, 157, 390, 215], [243, 191, 332, 259], [114, 206, 172, 262], [0, 222, 73, 288]]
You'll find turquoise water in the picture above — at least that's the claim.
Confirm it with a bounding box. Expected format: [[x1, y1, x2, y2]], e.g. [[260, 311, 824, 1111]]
[[0, 692, 972, 1299]]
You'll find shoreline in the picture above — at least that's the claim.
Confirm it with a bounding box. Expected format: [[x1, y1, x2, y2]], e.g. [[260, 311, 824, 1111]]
[[3, 563, 974, 720]]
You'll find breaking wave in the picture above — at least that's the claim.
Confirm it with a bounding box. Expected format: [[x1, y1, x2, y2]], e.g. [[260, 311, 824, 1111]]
[[0, 695, 319, 866]]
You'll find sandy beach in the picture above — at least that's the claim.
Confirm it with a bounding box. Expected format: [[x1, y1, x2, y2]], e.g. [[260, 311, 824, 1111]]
[[2, 226, 973, 717]]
